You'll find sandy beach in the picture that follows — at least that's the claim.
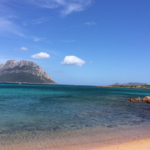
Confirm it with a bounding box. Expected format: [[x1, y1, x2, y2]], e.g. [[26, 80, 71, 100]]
[[2, 139, 150, 150], [48, 138, 150, 150], [91, 138, 150, 150], [43, 138, 150, 150]]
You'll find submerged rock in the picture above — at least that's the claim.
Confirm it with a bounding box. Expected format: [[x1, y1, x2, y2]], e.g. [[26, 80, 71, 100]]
[[135, 97, 141, 102], [127, 97, 141, 102]]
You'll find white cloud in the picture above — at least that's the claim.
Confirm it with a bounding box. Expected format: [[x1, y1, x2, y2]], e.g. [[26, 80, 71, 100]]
[[31, 52, 50, 59], [0, 0, 93, 16], [29, 0, 93, 15], [0, 17, 24, 37], [20, 47, 28, 51], [0, 4, 24, 36], [85, 22, 96, 26], [61, 55, 85, 67], [90, 61, 92, 63], [0, 18, 45, 41], [0, 3, 45, 41], [0, 16, 44, 41]]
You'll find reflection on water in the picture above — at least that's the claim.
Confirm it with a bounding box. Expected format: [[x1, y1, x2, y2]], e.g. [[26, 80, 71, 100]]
[[0, 84, 150, 149]]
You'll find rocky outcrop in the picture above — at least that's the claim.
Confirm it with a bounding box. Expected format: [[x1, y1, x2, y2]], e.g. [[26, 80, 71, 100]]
[[141, 96, 150, 103], [127, 97, 141, 102], [0, 60, 56, 84], [127, 96, 150, 103]]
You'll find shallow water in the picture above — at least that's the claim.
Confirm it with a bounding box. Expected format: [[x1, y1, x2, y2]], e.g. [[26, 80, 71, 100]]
[[0, 84, 150, 149]]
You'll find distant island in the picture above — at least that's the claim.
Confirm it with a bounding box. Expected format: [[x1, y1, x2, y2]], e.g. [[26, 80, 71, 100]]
[[101, 82, 150, 89], [0, 60, 56, 84]]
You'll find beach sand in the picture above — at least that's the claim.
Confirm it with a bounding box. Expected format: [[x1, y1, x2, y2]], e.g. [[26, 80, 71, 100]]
[[1, 124, 150, 150], [1, 137, 150, 150], [91, 138, 150, 150], [47, 138, 150, 150]]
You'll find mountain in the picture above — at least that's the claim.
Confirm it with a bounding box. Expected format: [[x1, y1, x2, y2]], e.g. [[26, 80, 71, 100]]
[[0, 60, 56, 84], [112, 82, 148, 86]]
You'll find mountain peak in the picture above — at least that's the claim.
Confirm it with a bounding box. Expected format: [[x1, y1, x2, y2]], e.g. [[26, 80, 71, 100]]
[[0, 60, 56, 84]]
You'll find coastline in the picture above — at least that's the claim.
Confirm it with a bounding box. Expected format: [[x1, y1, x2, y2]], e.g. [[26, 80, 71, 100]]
[[100, 85, 150, 89]]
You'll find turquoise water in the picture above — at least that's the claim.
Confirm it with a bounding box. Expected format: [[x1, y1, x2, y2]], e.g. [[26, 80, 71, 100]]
[[0, 84, 150, 149]]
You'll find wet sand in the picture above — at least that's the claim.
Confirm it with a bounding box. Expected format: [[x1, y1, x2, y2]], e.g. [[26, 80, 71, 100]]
[[1, 124, 150, 150]]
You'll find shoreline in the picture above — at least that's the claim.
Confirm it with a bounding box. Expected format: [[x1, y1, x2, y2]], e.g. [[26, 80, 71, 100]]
[[1, 124, 150, 150]]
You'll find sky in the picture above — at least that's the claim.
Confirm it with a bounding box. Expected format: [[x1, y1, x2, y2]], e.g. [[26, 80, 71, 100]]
[[0, 0, 150, 85]]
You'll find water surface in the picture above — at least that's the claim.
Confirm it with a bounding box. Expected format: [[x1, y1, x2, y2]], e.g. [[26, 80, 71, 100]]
[[0, 84, 150, 149]]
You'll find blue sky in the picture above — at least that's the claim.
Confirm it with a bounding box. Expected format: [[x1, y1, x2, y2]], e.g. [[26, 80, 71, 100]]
[[0, 0, 150, 85]]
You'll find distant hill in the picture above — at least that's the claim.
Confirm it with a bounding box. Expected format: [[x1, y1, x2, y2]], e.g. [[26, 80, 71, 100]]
[[112, 82, 148, 86], [0, 60, 56, 84]]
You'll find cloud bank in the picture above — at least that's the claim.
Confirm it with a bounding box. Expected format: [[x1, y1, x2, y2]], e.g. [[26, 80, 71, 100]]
[[31, 52, 50, 59], [61, 55, 85, 67]]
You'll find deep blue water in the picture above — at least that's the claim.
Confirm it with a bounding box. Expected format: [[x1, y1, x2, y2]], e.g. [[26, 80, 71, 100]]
[[0, 83, 150, 136]]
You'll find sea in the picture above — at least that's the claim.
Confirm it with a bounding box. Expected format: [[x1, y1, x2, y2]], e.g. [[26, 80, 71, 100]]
[[0, 84, 150, 150]]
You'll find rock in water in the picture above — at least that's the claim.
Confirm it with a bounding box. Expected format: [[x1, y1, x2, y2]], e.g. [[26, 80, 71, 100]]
[[0, 60, 56, 84], [127, 96, 150, 103], [142, 96, 150, 103], [127, 97, 141, 102]]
